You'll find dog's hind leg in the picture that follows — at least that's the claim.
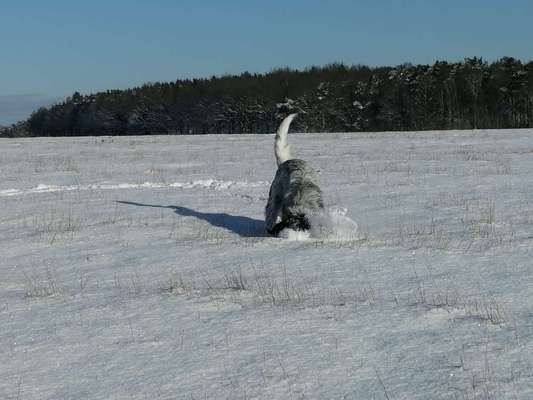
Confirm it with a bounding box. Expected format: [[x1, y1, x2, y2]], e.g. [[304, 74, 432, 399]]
[[265, 187, 284, 234]]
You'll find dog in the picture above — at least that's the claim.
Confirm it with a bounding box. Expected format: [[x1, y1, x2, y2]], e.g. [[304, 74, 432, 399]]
[[265, 114, 324, 236]]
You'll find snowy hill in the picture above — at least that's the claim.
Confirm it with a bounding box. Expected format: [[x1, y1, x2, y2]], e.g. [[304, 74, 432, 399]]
[[1, 130, 532, 399]]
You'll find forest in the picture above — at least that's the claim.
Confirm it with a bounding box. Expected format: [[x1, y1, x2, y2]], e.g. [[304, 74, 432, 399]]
[[5, 57, 533, 137]]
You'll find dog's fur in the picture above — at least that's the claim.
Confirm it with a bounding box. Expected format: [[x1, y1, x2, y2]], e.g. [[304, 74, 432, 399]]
[[265, 114, 324, 235]]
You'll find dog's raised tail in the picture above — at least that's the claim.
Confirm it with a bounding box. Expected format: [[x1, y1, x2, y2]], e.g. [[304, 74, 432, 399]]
[[275, 113, 297, 166]]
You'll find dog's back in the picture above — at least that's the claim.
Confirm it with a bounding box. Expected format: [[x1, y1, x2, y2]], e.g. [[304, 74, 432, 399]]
[[265, 115, 324, 235]]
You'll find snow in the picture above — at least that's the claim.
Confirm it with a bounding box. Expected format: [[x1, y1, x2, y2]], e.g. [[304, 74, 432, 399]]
[[1, 130, 533, 399]]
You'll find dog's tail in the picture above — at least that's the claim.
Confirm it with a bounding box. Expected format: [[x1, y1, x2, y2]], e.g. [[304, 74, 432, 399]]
[[274, 113, 297, 166]]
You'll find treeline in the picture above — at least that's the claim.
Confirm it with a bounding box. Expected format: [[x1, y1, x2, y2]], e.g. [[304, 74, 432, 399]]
[[9, 57, 533, 137]]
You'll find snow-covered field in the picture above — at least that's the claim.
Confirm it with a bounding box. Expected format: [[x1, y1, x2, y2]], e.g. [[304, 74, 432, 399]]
[[1, 129, 533, 399]]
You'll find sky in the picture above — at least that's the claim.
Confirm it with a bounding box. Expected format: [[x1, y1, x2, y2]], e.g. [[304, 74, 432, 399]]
[[1, 0, 532, 124]]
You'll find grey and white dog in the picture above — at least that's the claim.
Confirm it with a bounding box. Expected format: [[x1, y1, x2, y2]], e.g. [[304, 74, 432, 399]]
[[265, 114, 324, 235]]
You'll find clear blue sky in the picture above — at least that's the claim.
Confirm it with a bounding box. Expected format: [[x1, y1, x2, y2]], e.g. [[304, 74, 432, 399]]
[[1, 0, 532, 123]]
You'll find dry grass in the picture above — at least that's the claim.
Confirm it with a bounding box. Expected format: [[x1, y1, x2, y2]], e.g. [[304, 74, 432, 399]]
[[29, 210, 83, 243], [394, 216, 451, 250], [408, 272, 506, 326], [464, 296, 506, 325], [161, 263, 381, 311], [23, 268, 64, 299]]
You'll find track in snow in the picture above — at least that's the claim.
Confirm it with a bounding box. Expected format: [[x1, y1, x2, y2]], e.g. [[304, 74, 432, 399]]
[[0, 179, 270, 197]]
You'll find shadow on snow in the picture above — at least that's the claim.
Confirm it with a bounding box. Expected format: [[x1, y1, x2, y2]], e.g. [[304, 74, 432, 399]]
[[116, 201, 266, 238]]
